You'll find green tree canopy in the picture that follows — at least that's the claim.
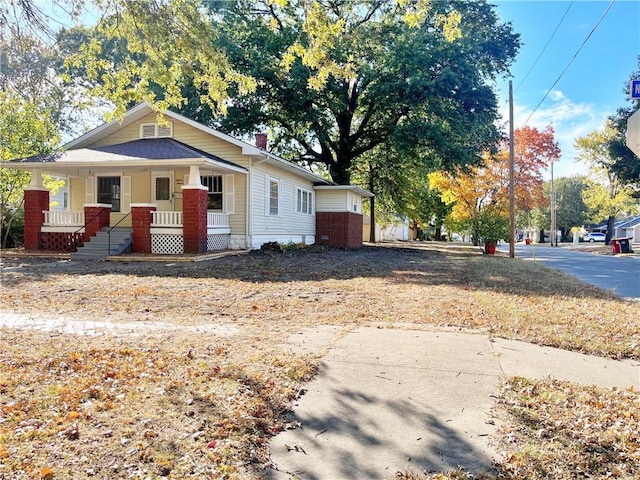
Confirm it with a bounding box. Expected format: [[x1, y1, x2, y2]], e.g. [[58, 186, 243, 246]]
[[575, 124, 640, 241], [0, 92, 63, 247], [193, 0, 519, 184], [607, 56, 640, 196]]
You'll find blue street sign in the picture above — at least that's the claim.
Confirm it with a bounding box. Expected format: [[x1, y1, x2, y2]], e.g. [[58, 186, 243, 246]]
[[632, 80, 640, 99]]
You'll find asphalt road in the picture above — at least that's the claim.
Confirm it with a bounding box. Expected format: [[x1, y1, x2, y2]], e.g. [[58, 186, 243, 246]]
[[499, 244, 640, 300]]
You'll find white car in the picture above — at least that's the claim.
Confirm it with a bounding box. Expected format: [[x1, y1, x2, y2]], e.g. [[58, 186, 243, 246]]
[[584, 232, 606, 242]]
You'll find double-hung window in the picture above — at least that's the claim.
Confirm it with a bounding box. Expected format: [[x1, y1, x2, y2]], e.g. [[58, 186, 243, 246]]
[[267, 177, 279, 216], [295, 187, 313, 214], [97, 176, 121, 212], [201, 175, 223, 210]]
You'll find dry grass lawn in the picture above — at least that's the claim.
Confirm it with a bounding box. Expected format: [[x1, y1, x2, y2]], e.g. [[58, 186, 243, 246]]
[[1, 242, 638, 479]]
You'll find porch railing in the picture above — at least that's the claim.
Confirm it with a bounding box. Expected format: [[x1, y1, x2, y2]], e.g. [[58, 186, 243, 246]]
[[151, 211, 183, 227], [150, 211, 230, 228], [207, 212, 229, 228], [43, 210, 84, 226]]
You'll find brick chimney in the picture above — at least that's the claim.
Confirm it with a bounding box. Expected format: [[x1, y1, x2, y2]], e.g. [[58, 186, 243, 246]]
[[255, 133, 267, 150]]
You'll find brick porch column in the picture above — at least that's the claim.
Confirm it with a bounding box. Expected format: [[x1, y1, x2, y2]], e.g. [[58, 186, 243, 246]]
[[182, 165, 208, 254], [83, 203, 112, 238], [23, 172, 49, 251], [131, 204, 156, 254]]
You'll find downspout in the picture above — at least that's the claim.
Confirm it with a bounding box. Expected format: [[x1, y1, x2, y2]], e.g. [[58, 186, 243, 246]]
[[246, 159, 252, 250]]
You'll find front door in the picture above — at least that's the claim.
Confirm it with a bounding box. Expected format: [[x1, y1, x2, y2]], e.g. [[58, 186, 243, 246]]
[[152, 173, 174, 211]]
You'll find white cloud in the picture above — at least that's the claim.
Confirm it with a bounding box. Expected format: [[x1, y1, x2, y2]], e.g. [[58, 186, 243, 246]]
[[499, 89, 611, 180]]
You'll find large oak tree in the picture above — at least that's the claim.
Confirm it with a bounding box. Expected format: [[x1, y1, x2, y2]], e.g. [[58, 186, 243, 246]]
[[192, 0, 519, 184]]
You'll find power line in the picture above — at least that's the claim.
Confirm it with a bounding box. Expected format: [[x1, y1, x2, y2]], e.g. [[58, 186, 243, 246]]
[[515, 1, 574, 94], [521, 0, 616, 128]]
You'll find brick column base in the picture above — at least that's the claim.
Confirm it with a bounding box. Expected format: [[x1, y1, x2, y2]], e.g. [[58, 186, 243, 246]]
[[23, 188, 49, 251], [182, 187, 208, 254], [83, 204, 111, 238], [131, 204, 156, 254]]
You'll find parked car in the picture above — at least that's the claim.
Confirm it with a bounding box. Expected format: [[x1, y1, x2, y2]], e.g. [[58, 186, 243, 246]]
[[584, 232, 606, 242]]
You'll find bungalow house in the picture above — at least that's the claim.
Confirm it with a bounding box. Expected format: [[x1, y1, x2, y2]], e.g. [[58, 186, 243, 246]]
[[3, 103, 372, 258], [614, 215, 640, 243], [587, 215, 640, 244]]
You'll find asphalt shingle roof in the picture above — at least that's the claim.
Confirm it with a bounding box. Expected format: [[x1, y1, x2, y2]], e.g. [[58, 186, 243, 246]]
[[15, 138, 246, 171]]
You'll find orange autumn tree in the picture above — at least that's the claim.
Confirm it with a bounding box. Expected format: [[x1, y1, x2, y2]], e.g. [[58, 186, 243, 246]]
[[429, 125, 560, 248]]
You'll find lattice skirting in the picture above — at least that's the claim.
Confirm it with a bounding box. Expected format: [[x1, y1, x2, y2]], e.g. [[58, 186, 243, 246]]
[[151, 234, 184, 255], [41, 232, 86, 252], [150, 234, 230, 254], [208, 234, 229, 251]]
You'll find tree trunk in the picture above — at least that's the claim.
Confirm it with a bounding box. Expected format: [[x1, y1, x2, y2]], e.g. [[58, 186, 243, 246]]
[[369, 195, 376, 243], [434, 225, 442, 241], [329, 161, 351, 185], [605, 215, 615, 245]]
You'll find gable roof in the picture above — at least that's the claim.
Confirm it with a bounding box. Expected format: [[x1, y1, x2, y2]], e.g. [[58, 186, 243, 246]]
[[62, 103, 331, 185]]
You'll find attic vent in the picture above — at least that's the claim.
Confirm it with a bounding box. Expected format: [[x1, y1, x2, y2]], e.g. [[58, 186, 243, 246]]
[[140, 122, 173, 139]]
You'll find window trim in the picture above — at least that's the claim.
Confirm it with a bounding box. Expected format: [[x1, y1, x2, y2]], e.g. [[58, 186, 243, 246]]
[[295, 186, 313, 215], [96, 175, 122, 213], [201, 175, 224, 211], [265, 176, 281, 217]]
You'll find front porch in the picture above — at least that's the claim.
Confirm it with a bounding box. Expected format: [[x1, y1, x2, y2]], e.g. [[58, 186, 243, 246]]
[[39, 208, 232, 255]]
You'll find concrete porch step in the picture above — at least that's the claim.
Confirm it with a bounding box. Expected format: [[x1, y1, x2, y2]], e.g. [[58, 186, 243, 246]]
[[71, 227, 133, 260]]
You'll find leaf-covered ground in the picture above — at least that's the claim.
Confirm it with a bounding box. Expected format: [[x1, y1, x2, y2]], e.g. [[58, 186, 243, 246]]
[[1, 242, 638, 479]]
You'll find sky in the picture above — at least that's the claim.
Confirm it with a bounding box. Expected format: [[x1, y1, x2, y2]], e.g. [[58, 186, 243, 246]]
[[34, 0, 639, 181], [491, 0, 640, 179]]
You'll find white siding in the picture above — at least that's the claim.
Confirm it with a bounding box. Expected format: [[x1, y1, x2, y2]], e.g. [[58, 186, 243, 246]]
[[315, 190, 348, 212], [249, 161, 316, 248]]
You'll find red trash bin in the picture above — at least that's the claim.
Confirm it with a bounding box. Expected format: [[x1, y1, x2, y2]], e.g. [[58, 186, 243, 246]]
[[611, 239, 621, 254]]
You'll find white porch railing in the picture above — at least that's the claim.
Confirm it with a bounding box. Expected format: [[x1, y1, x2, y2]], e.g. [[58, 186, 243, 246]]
[[150, 211, 230, 228], [43, 210, 84, 226], [152, 211, 183, 227], [207, 212, 230, 228]]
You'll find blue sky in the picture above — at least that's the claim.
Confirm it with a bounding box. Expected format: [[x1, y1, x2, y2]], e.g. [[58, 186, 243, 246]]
[[37, 0, 638, 180], [492, 0, 640, 179]]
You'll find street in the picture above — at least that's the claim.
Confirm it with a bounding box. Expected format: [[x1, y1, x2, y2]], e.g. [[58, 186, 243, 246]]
[[500, 244, 640, 300]]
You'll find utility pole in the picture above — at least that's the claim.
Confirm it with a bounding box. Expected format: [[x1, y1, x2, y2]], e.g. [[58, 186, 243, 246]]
[[509, 80, 515, 258], [551, 160, 556, 246]]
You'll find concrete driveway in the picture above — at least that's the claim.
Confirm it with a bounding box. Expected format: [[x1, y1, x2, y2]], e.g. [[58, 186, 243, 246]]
[[500, 244, 640, 300]]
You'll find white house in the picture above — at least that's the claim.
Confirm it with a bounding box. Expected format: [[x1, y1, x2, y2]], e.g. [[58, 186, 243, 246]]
[[3, 103, 372, 257]]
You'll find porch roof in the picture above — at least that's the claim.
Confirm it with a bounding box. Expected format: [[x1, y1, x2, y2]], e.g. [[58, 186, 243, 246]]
[[2, 139, 248, 175]]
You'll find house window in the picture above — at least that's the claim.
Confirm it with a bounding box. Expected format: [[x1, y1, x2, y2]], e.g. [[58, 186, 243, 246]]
[[267, 177, 279, 216], [296, 187, 313, 214], [97, 176, 121, 212], [201, 175, 223, 210]]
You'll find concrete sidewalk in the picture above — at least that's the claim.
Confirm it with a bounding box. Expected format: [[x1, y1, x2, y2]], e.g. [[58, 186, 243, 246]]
[[268, 327, 639, 480]]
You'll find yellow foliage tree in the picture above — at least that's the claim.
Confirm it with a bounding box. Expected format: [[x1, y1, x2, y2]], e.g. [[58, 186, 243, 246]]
[[429, 125, 560, 247]]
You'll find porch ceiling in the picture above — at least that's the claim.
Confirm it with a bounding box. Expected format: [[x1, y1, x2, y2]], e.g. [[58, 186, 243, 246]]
[[2, 139, 248, 176]]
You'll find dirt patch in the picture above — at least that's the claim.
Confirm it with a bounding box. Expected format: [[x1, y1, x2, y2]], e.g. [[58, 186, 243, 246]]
[[1, 242, 638, 479]]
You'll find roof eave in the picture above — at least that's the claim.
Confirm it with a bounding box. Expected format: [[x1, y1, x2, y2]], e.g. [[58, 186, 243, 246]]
[[314, 185, 374, 198], [0, 158, 248, 174]]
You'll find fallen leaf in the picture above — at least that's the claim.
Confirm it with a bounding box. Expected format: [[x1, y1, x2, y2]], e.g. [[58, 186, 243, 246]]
[[207, 440, 217, 449], [40, 466, 54, 479]]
